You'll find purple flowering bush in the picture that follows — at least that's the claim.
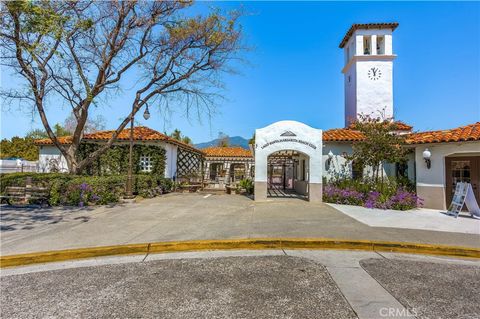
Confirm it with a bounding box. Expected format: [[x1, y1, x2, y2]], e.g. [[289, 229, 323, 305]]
[[0, 173, 174, 206], [65, 182, 101, 207], [323, 183, 422, 211]]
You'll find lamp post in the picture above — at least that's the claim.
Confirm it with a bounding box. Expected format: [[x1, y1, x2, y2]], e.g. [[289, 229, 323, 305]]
[[125, 103, 151, 199]]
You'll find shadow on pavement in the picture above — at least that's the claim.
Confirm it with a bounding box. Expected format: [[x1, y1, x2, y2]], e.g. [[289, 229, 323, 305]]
[[0, 205, 95, 232]]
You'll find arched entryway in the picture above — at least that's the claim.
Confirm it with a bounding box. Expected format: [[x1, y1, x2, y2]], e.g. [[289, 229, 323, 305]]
[[254, 121, 323, 202], [267, 150, 309, 200]]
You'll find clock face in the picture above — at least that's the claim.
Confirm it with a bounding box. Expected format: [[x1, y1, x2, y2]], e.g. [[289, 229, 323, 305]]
[[368, 67, 382, 81]]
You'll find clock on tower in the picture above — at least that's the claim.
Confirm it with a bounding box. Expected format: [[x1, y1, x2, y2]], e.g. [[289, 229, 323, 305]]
[[340, 23, 398, 126]]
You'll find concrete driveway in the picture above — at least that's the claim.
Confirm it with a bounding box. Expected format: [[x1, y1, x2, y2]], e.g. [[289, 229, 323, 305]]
[[1, 193, 479, 255]]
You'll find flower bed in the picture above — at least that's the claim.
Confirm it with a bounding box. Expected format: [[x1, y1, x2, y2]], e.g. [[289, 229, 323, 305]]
[[323, 184, 423, 211], [0, 173, 173, 206]]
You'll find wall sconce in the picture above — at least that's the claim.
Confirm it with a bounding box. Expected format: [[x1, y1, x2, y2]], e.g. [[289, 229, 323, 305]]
[[326, 150, 334, 169], [423, 148, 431, 169]]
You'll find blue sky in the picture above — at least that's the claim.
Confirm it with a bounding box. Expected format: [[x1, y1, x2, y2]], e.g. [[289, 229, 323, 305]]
[[1, 1, 479, 143]]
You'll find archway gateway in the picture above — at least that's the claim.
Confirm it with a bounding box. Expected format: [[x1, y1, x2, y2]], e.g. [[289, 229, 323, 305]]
[[267, 150, 309, 200], [254, 121, 323, 202]]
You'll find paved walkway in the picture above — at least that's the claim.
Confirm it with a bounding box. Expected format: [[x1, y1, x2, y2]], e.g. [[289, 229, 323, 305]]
[[1, 193, 479, 255], [329, 203, 480, 234], [2, 250, 479, 319]]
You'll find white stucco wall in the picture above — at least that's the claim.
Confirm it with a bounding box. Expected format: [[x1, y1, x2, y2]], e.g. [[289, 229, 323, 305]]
[[322, 142, 416, 182], [415, 142, 480, 187], [322, 143, 352, 180], [255, 121, 323, 184], [164, 143, 178, 179], [38, 141, 179, 177], [356, 60, 394, 119], [344, 63, 357, 125], [415, 141, 480, 209], [343, 28, 395, 126], [38, 146, 69, 173]]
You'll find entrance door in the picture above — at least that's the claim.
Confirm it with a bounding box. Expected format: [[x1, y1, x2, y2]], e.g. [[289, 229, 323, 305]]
[[445, 156, 480, 207]]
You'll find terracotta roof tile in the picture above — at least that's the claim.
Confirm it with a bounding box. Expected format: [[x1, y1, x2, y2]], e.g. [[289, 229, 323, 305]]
[[405, 122, 480, 145], [339, 22, 399, 48], [34, 126, 203, 154], [203, 146, 253, 158], [393, 121, 413, 131], [323, 128, 364, 142], [347, 121, 413, 131]]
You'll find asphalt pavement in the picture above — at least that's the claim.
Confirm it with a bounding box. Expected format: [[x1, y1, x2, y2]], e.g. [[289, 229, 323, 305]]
[[1, 250, 479, 319]]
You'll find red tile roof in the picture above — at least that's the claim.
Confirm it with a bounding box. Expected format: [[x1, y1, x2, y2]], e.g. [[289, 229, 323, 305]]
[[34, 126, 203, 154], [323, 128, 364, 142], [347, 121, 413, 132], [203, 146, 253, 158], [405, 122, 480, 145], [339, 22, 399, 48]]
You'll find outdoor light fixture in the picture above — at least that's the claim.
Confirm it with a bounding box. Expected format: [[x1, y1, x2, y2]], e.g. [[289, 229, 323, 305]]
[[143, 104, 151, 120], [125, 101, 151, 199], [327, 150, 334, 168], [423, 148, 431, 169]]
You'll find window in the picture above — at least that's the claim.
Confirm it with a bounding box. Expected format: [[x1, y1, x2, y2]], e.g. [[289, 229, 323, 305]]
[[140, 155, 153, 172], [376, 36, 385, 55], [352, 161, 363, 180], [395, 162, 408, 179], [363, 36, 371, 55]]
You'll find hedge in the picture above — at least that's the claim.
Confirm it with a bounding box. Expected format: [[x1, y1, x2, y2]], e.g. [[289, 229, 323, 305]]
[[0, 172, 173, 206]]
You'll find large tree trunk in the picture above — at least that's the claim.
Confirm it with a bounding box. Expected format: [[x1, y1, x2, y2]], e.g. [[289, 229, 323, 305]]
[[64, 145, 80, 175]]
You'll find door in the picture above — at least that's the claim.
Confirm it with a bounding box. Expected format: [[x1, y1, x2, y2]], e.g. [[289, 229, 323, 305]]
[[445, 156, 480, 208]]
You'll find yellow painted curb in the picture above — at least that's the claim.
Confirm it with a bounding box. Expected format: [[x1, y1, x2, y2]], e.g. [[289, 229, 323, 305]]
[[1, 238, 479, 268]]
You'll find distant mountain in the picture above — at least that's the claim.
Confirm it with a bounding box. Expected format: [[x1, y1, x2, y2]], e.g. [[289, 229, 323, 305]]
[[195, 136, 250, 149]]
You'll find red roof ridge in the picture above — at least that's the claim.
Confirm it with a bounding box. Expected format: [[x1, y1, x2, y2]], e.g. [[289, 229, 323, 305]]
[[405, 122, 480, 145], [339, 22, 399, 48], [203, 146, 253, 158], [34, 126, 203, 154]]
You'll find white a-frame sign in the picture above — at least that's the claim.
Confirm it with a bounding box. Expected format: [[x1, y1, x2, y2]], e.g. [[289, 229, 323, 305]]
[[446, 182, 480, 219]]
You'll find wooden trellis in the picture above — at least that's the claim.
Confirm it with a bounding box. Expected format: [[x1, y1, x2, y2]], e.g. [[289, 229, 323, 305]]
[[176, 148, 203, 181]]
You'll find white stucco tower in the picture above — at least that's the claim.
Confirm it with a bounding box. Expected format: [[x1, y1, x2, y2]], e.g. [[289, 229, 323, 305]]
[[340, 23, 398, 126]]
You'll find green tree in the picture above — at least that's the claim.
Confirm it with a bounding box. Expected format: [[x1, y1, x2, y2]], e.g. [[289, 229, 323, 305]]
[[349, 115, 407, 183], [25, 123, 71, 139], [170, 129, 182, 141], [182, 136, 192, 145], [217, 132, 229, 147], [0, 137, 39, 161], [169, 129, 192, 145], [1, 1, 244, 174]]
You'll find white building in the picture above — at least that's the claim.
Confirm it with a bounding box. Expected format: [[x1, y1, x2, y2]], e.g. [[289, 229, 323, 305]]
[[35, 127, 204, 180], [247, 23, 479, 208], [35, 23, 480, 209]]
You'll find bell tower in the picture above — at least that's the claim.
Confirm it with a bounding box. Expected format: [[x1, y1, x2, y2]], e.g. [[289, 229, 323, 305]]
[[340, 23, 398, 126]]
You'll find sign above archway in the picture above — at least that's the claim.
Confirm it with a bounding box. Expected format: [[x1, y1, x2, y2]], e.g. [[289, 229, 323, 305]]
[[254, 121, 323, 202]]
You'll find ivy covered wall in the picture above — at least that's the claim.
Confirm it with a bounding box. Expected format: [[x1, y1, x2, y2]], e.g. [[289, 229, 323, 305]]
[[78, 143, 166, 176]]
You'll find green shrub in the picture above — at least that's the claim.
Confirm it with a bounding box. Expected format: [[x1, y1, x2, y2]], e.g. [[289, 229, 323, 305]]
[[238, 178, 254, 194], [0, 172, 173, 206]]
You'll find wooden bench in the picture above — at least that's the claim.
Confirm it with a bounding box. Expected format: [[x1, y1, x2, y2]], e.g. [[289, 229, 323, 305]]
[[0, 186, 50, 206]]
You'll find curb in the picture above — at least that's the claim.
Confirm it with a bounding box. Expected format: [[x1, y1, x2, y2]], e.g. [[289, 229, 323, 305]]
[[1, 238, 479, 268]]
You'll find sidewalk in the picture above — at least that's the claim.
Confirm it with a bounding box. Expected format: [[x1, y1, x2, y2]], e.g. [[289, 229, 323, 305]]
[[1, 193, 479, 256], [328, 203, 480, 234]]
